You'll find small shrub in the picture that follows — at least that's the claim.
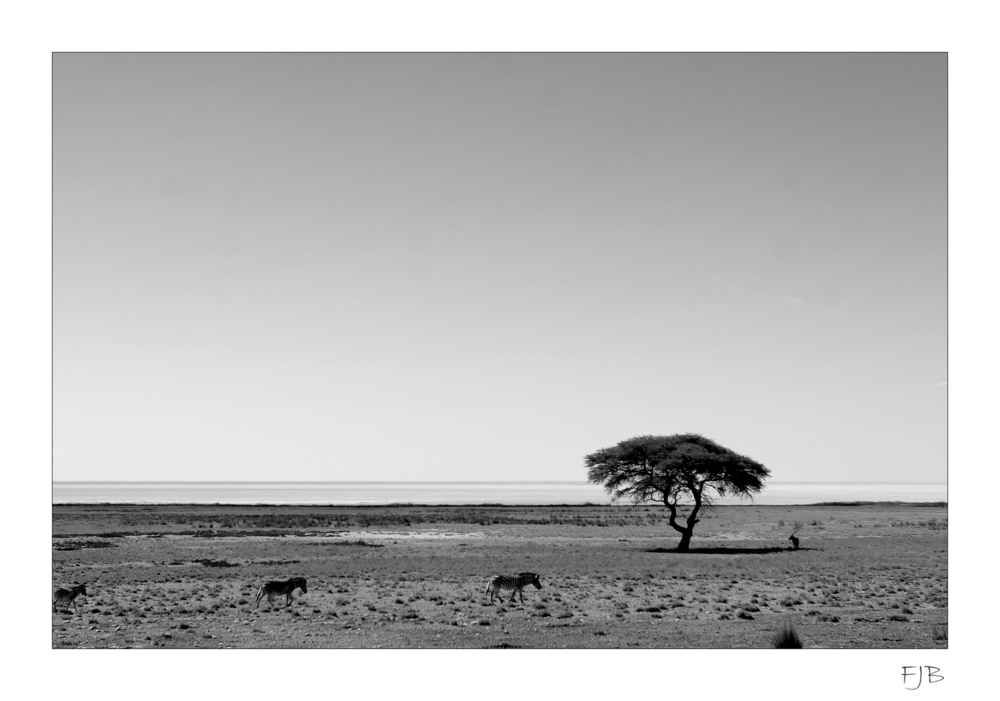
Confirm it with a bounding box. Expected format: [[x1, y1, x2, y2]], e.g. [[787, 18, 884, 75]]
[[772, 620, 803, 649], [888, 614, 910, 622]]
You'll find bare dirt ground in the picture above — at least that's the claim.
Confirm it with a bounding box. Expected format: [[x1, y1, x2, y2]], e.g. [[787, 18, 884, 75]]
[[52, 503, 947, 649]]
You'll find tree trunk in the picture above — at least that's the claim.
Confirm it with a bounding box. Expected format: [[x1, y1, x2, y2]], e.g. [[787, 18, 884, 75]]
[[677, 528, 694, 552]]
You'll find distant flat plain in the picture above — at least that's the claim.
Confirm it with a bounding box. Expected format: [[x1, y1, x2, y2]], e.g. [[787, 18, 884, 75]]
[[52, 503, 947, 649]]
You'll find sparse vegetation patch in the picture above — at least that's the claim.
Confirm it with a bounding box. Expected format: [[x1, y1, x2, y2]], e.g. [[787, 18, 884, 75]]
[[52, 502, 946, 649]]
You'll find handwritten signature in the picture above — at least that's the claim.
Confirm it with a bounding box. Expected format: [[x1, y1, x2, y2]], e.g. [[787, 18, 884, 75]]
[[902, 666, 943, 690]]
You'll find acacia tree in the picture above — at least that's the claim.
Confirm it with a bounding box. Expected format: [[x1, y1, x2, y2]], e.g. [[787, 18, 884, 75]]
[[585, 433, 769, 552]]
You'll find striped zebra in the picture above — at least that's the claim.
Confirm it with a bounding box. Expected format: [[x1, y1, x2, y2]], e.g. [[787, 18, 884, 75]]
[[485, 572, 542, 604], [254, 577, 307, 608], [53, 583, 87, 613]]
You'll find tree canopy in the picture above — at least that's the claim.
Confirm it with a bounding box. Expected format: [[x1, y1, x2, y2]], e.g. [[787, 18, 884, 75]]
[[585, 433, 770, 551]]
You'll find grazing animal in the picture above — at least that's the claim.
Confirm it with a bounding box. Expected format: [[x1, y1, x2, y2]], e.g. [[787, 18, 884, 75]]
[[53, 583, 87, 613], [254, 577, 307, 608], [789, 532, 800, 550], [485, 572, 542, 604]]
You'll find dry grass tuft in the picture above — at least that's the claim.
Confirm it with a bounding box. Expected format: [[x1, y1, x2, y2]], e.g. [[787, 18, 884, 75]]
[[772, 619, 803, 648]]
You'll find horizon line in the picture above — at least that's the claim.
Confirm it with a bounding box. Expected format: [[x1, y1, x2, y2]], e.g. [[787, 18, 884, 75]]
[[53, 479, 948, 486]]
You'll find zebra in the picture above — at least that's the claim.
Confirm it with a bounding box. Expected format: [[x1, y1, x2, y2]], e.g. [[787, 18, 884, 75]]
[[485, 572, 542, 605], [53, 583, 87, 613], [789, 531, 800, 550], [254, 577, 307, 608]]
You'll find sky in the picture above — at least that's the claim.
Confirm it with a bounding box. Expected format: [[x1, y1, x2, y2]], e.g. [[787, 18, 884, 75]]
[[53, 53, 946, 483]]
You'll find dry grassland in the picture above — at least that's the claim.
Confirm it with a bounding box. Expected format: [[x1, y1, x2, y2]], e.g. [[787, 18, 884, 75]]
[[52, 503, 947, 649]]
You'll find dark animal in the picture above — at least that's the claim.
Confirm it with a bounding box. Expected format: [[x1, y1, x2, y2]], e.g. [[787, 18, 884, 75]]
[[485, 572, 542, 604], [53, 583, 87, 613], [789, 532, 800, 550], [254, 577, 308, 608]]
